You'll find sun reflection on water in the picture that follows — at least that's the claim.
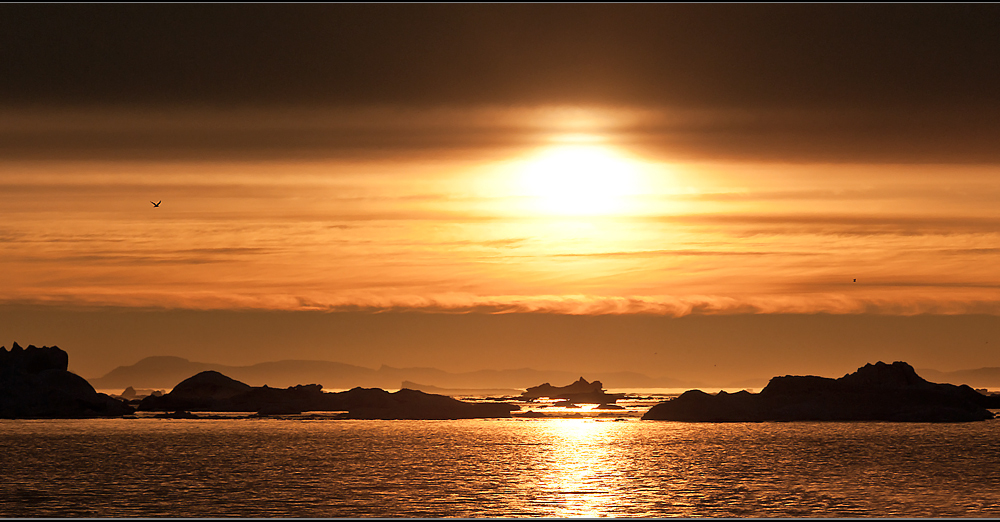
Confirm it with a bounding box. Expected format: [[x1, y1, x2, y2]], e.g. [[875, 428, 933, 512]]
[[534, 419, 630, 518]]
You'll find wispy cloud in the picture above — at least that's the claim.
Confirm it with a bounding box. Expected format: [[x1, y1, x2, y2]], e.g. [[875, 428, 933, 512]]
[[6, 290, 1000, 318], [549, 249, 822, 258], [653, 214, 1000, 237]]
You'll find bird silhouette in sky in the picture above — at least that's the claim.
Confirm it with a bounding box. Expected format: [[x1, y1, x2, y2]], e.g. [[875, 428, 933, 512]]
[[151, 201, 161, 207]]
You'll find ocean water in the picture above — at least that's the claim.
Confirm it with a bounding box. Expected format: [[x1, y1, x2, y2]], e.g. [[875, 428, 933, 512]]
[[2, 417, 999, 518]]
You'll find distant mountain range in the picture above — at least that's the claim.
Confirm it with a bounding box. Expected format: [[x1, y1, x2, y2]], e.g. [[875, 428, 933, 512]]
[[88, 356, 704, 393], [88, 356, 1000, 395], [915, 367, 1000, 390]]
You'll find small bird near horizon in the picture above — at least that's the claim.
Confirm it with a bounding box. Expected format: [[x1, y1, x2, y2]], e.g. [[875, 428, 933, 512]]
[[853, 278, 856, 282], [151, 201, 161, 207]]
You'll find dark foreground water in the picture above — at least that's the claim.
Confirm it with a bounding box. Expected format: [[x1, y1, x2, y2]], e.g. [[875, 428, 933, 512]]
[[2, 417, 999, 517]]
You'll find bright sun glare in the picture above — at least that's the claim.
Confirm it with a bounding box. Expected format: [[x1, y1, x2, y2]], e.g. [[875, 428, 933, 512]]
[[519, 145, 642, 216]]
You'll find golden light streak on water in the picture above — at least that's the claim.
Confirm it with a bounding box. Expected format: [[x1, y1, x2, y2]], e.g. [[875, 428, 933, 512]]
[[535, 419, 630, 517]]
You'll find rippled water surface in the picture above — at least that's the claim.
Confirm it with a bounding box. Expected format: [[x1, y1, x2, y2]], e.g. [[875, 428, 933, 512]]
[[2, 418, 999, 517]]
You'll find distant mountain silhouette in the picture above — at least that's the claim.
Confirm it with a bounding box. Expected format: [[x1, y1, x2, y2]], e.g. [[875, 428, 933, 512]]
[[915, 367, 1000, 389], [643, 361, 1000, 422], [400, 381, 521, 397], [90, 356, 378, 390], [89, 356, 698, 391]]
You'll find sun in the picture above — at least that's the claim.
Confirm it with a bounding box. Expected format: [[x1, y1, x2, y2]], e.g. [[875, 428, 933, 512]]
[[518, 145, 642, 216]]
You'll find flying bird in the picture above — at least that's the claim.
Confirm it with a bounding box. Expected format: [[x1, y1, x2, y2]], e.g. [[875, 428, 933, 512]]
[[151, 201, 161, 207]]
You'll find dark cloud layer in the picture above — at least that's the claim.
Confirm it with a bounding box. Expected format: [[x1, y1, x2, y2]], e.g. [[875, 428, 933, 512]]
[[4, 105, 1000, 163], [3, 4, 999, 109], [4, 5, 1000, 162]]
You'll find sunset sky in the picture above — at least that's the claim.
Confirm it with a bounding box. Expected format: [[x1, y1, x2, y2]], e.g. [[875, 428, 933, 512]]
[[2, 5, 999, 383]]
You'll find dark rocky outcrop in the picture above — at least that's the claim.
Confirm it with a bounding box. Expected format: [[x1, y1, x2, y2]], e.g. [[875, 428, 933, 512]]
[[521, 377, 624, 405], [643, 361, 1000, 422], [0, 343, 134, 418], [336, 387, 518, 420], [139, 371, 518, 419], [169, 370, 252, 401]]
